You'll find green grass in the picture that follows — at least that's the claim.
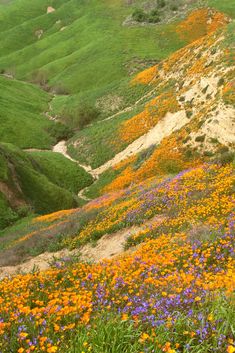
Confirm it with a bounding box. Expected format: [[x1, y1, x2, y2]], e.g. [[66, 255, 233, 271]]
[[0, 193, 18, 229], [64, 296, 235, 353], [67, 315, 143, 353], [67, 107, 143, 168], [0, 0, 185, 110], [0, 143, 89, 229], [208, 0, 235, 18], [0, 76, 71, 148], [29, 150, 93, 193], [84, 169, 120, 199]]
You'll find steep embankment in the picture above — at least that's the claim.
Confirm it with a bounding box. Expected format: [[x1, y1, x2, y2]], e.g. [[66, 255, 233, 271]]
[[0, 143, 93, 229], [67, 10, 234, 197], [0, 162, 234, 352]]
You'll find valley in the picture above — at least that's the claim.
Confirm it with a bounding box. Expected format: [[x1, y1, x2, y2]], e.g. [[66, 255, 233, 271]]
[[0, 0, 234, 352]]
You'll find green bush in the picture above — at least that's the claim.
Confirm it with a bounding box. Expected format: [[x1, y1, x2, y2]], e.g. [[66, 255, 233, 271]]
[[46, 122, 73, 142], [158, 159, 183, 174], [216, 151, 235, 165], [157, 0, 166, 8], [170, 4, 178, 11], [195, 135, 206, 142], [63, 103, 100, 129], [217, 145, 229, 154], [132, 8, 147, 22], [0, 193, 18, 229], [148, 9, 160, 23]]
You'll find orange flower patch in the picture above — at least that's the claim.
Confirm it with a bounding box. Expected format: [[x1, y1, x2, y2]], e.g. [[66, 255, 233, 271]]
[[34, 209, 78, 223], [131, 65, 158, 85], [119, 90, 180, 144], [176, 8, 229, 43]]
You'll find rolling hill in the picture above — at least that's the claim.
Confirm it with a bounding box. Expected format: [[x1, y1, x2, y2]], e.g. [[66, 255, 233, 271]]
[[0, 1, 234, 352]]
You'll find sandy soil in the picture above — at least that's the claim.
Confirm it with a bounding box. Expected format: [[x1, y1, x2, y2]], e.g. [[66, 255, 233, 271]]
[[93, 110, 188, 175], [52, 141, 98, 178], [0, 216, 165, 280]]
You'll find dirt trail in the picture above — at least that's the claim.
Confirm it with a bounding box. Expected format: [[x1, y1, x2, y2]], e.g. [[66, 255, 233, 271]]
[[52, 141, 98, 179], [0, 216, 165, 280], [52, 109, 187, 179], [28, 107, 188, 191], [24, 145, 95, 201], [93, 110, 188, 175]]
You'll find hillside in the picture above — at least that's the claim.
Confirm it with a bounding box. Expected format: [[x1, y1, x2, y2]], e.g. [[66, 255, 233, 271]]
[[0, 162, 234, 352], [66, 8, 235, 198], [0, 1, 234, 352], [0, 143, 93, 229]]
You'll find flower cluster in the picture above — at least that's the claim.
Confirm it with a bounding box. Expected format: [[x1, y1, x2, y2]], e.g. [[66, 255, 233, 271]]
[[131, 65, 158, 85], [118, 90, 179, 144], [176, 8, 229, 43], [0, 177, 234, 352]]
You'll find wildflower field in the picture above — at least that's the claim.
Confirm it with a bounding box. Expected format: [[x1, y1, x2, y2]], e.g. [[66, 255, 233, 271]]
[[0, 162, 234, 352], [0, 2, 234, 353]]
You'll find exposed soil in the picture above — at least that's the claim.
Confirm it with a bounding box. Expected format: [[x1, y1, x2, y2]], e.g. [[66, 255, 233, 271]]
[[0, 216, 165, 280]]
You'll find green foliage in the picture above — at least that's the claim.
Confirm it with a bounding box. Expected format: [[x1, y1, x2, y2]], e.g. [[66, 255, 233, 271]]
[[133, 145, 155, 171], [0, 193, 18, 229], [216, 151, 235, 165], [63, 103, 100, 129], [148, 9, 161, 23], [132, 8, 160, 24], [84, 169, 119, 199], [157, 0, 166, 8], [195, 135, 206, 142], [158, 158, 183, 174], [0, 143, 89, 229], [29, 151, 93, 193], [132, 8, 147, 22], [0, 154, 8, 181], [68, 315, 143, 353], [0, 76, 70, 149]]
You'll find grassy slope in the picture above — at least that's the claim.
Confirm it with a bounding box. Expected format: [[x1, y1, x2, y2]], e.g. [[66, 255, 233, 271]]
[[29, 150, 93, 193], [0, 76, 71, 148], [0, 143, 93, 229], [0, 163, 234, 352], [0, 0, 185, 112]]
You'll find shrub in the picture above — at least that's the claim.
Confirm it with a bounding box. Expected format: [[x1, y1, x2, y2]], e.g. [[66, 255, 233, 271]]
[[133, 145, 155, 170], [46, 122, 73, 141], [184, 148, 193, 159], [210, 137, 219, 144], [218, 77, 225, 87], [204, 150, 214, 157], [52, 85, 70, 95], [186, 110, 193, 119], [148, 9, 160, 23], [195, 135, 205, 142], [202, 85, 209, 94], [158, 159, 183, 174], [217, 145, 229, 154], [216, 151, 235, 165], [132, 8, 147, 22], [157, 0, 166, 8], [64, 103, 100, 129], [170, 4, 178, 11]]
